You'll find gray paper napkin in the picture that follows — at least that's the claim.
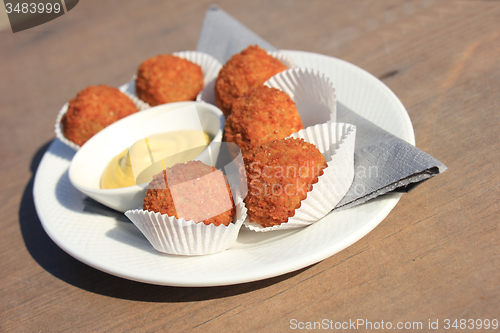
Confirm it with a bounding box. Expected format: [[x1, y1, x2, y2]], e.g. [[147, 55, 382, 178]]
[[196, 5, 447, 210]]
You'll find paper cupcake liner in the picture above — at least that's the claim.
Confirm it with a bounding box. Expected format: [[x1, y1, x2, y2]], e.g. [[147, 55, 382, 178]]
[[125, 200, 247, 255], [267, 50, 296, 69], [244, 121, 356, 232], [265, 67, 336, 127], [196, 50, 295, 105], [54, 90, 149, 151]]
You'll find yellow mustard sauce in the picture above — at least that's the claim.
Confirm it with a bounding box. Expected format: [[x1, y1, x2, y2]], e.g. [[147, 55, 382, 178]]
[[101, 130, 212, 189]]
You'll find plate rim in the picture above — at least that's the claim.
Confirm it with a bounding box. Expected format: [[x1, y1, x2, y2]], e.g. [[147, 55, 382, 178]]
[[282, 49, 415, 145]]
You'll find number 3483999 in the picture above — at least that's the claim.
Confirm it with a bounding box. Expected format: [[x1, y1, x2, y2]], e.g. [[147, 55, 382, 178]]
[[444, 319, 498, 330], [5, 2, 62, 14]]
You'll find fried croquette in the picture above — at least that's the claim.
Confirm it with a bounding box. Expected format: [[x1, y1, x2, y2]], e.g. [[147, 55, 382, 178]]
[[215, 45, 288, 115], [136, 54, 204, 106], [244, 138, 327, 227], [143, 161, 235, 226], [224, 86, 304, 157], [62, 85, 138, 146]]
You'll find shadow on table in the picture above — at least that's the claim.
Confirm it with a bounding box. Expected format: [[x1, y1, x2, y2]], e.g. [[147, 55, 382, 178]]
[[19, 140, 315, 302]]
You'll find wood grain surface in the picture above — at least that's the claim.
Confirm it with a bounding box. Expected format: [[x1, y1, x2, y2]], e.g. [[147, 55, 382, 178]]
[[0, 0, 498, 331]]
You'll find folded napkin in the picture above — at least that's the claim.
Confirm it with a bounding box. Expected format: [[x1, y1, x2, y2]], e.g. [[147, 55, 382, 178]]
[[197, 5, 446, 210]]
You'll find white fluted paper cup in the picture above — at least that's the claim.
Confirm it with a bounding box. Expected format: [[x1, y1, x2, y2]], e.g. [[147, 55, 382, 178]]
[[54, 90, 149, 151], [244, 121, 356, 232], [265, 67, 336, 127], [125, 200, 247, 255], [267, 50, 295, 69]]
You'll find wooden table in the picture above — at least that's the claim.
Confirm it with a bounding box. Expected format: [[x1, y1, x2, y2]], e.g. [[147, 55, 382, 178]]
[[1, 1, 498, 331]]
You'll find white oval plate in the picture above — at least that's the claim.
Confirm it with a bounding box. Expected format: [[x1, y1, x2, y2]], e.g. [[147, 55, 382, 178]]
[[33, 51, 414, 287]]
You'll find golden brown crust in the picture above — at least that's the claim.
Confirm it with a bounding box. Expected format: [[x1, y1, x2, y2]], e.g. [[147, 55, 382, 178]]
[[135, 54, 204, 106], [143, 161, 235, 226], [62, 85, 138, 146], [224, 85, 304, 157], [215, 45, 288, 115], [244, 138, 327, 227]]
